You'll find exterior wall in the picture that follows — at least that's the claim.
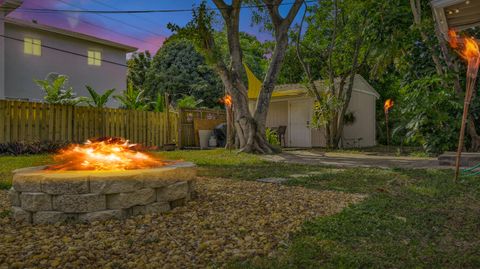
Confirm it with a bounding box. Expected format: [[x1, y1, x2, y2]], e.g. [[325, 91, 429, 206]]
[[311, 128, 326, 147], [266, 100, 288, 145], [4, 23, 129, 107], [270, 90, 376, 148], [0, 16, 5, 99], [342, 91, 377, 147]]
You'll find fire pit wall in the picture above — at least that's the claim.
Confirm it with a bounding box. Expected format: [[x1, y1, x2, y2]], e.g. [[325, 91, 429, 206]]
[[9, 162, 197, 224]]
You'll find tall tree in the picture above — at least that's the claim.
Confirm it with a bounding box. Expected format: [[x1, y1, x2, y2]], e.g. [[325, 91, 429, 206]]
[[144, 38, 224, 108], [170, 0, 303, 153], [127, 51, 152, 91], [296, 0, 410, 148]]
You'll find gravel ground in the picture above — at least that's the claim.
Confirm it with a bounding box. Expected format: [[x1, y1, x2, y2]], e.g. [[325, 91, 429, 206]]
[[0, 177, 364, 268]]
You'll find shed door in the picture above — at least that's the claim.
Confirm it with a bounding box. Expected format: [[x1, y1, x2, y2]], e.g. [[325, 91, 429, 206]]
[[289, 100, 312, 147]]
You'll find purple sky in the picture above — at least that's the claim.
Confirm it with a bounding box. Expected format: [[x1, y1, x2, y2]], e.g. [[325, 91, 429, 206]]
[[7, 0, 305, 53]]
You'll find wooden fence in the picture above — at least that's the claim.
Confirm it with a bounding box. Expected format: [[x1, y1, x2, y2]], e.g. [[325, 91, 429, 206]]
[[178, 108, 226, 148], [0, 100, 178, 147]]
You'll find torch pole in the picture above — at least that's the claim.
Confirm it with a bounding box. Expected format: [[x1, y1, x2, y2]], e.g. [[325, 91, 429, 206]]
[[454, 56, 480, 182], [385, 111, 390, 146], [454, 91, 471, 182]]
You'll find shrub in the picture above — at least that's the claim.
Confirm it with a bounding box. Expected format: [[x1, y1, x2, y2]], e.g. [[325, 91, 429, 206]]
[[266, 128, 280, 146], [0, 141, 70, 155], [176, 95, 203, 109]]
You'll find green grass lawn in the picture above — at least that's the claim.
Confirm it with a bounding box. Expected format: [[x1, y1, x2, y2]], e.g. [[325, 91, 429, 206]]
[[1, 149, 479, 268]]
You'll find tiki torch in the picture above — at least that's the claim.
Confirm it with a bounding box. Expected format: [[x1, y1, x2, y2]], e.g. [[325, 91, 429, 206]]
[[223, 94, 235, 150], [448, 30, 480, 182], [384, 99, 394, 146]]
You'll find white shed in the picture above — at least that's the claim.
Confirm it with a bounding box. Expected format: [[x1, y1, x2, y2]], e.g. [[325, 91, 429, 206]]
[[248, 72, 380, 148]]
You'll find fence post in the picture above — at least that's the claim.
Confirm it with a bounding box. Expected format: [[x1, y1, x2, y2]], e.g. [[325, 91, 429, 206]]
[[177, 108, 183, 149]]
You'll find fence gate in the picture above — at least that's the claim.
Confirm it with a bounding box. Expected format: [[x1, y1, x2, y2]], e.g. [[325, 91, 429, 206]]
[[178, 108, 226, 148]]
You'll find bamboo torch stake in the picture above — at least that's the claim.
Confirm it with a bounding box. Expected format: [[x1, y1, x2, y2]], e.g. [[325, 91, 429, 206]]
[[385, 111, 390, 146], [454, 92, 471, 181], [454, 54, 480, 182]]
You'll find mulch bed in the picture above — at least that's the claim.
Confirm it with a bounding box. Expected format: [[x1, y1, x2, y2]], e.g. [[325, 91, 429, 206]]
[[0, 177, 364, 268]]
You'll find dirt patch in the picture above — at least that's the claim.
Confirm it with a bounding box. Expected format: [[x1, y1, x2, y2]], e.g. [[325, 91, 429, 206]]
[[0, 177, 364, 268]]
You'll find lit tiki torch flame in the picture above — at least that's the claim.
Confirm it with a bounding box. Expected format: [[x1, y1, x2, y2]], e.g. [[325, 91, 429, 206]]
[[448, 29, 480, 181], [223, 94, 232, 108], [384, 99, 394, 146], [222, 94, 235, 149]]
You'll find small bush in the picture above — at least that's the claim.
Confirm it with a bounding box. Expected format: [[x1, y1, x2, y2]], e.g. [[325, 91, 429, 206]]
[[266, 128, 280, 146], [0, 141, 70, 155]]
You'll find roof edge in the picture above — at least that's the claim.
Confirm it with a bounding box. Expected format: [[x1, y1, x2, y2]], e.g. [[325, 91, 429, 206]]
[[5, 17, 138, 52]]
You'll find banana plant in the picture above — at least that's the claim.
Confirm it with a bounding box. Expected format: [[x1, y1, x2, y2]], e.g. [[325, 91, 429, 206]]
[[83, 85, 116, 108], [35, 73, 80, 105], [114, 83, 149, 110], [152, 93, 165, 112]]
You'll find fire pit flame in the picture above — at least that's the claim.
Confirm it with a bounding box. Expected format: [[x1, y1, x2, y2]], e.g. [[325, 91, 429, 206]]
[[47, 137, 165, 171]]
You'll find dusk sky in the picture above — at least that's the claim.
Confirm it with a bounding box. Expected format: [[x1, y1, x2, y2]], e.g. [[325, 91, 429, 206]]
[[8, 0, 306, 53]]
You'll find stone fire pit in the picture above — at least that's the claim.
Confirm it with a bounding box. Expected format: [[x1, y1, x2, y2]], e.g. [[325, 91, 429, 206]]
[[9, 162, 197, 224]]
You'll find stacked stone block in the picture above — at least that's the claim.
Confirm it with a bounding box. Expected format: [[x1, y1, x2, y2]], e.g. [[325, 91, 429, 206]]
[[9, 162, 197, 224]]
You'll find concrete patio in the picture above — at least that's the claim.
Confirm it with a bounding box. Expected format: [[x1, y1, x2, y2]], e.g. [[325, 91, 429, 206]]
[[262, 149, 446, 169]]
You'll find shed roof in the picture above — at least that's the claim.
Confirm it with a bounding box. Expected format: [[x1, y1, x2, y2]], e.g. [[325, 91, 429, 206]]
[[5, 17, 138, 52], [248, 74, 380, 99]]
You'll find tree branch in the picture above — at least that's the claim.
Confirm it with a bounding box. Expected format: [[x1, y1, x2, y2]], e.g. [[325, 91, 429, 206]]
[[262, 0, 282, 28], [282, 0, 304, 28], [212, 0, 230, 19], [295, 0, 321, 100]]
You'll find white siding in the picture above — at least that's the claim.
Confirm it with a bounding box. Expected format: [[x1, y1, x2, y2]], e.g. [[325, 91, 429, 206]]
[[342, 91, 376, 147], [266, 101, 288, 145]]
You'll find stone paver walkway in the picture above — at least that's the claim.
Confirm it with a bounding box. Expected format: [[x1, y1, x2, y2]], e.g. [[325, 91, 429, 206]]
[[262, 150, 447, 169]]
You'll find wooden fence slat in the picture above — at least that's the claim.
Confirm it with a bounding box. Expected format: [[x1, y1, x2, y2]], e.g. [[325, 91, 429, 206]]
[[0, 101, 5, 142], [11, 102, 19, 142]]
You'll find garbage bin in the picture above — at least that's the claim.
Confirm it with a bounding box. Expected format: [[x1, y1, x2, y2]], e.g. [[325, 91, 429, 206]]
[[198, 130, 213, 149]]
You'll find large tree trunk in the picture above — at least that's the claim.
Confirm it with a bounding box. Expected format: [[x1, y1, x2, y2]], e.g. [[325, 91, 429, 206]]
[[211, 0, 302, 153]]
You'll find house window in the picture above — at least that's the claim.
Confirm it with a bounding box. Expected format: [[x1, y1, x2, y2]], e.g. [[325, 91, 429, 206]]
[[24, 38, 41, 56], [88, 50, 102, 66]]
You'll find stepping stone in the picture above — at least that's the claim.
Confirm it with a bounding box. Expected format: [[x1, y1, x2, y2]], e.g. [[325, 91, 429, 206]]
[[256, 177, 289, 184], [289, 174, 311, 178]]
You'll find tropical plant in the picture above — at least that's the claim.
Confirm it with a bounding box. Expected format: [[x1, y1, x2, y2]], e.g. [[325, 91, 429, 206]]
[[393, 76, 462, 154], [152, 93, 165, 112], [311, 92, 344, 129], [114, 83, 149, 110], [83, 85, 115, 108], [176, 95, 203, 109], [35, 73, 80, 105], [265, 128, 280, 146]]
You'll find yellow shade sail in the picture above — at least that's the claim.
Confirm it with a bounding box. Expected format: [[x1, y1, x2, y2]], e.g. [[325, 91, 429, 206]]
[[244, 64, 262, 99]]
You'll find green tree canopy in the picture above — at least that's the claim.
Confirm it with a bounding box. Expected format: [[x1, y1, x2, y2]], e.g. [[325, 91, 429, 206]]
[[144, 38, 224, 108], [127, 51, 152, 91]]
